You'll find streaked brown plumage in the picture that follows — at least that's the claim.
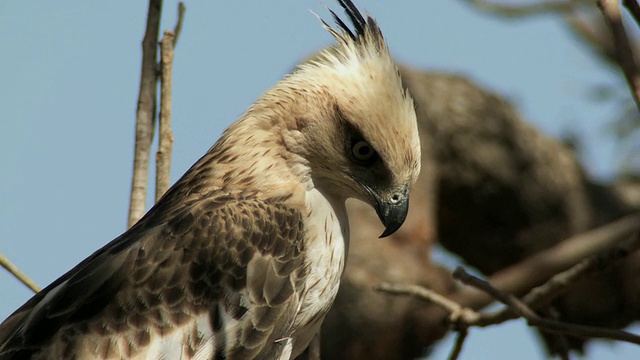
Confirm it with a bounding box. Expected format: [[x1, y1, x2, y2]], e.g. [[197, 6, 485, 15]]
[[0, 1, 420, 359]]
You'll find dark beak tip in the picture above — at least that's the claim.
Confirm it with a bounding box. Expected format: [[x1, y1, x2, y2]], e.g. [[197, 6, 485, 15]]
[[378, 226, 398, 239], [378, 216, 404, 238], [375, 198, 409, 239]]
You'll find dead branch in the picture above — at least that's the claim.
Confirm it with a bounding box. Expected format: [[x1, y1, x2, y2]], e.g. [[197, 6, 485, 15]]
[[623, 0, 640, 28], [565, 13, 619, 66], [376, 283, 476, 322], [545, 307, 571, 360], [0, 252, 40, 293], [377, 215, 640, 356], [598, 0, 640, 111], [156, 30, 176, 202], [155, 3, 186, 202], [448, 212, 640, 312], [460, 0, 590, 18], [453, 267, 640, 345], [518, 233, 639, 307], [378, 231, 639, 327], [462, 0, 640, 75], [448, 329, 468, 360], [174, 2, 186, 47], [378, 230, 640, 357], [471, 232, 640, 327], [128, 0, 163, 228]]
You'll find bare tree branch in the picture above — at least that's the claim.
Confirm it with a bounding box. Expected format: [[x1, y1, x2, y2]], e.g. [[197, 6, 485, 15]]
[[379, 231, 640, 330], [154, 3, 186, 202], [471, 232, 640, 327], [462, 0, 640, 77], [598, 0, 640, 111], [448, 329, 468, 360], [453, 267, 640, 345], [0, 252, 41, 293], [173, 2, 186, 47], [376, 283, 477, 360], [565, 13, 620, 66], [545, 308, 572, 360], [376, 283, 476, 321], [377, 233, 640, 355], [623, 0, 640, 29], [128, 0, 162, 228], [156, 30, 176, 202], [378, 213, 640, 355], [460, 0, 590, 18], [448, 212, 640, 312]]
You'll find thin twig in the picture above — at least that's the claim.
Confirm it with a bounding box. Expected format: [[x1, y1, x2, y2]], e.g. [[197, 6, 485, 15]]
[[173, 2, 186, 47], [448, 329, 468, 360], [545, 307, 572, 360], [521, 233, 639, 309], [598, 0, 640, 111], [129, 0, 163, 228], [156, 30, 176, 202], [376, 283, 474, 320], [376, 283, 477, 360], [453, 267, 640, 345], [471, 233, 640, 326], [448, 212, 640, 312], [379, 231, 640, 351], [623, 0, 640, 28], [0, 252, 41, 293], [461, 0, 591, 18], [154, 3, 186, 202], [390, 214, 640, 347], [564, 13, 619, 67]]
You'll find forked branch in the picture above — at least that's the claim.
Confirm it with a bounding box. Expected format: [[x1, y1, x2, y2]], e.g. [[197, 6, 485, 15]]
[[377, 221, 640, 359]]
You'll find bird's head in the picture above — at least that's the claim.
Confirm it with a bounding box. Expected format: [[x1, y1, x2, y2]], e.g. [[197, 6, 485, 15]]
[[274, 0, 421, 238]]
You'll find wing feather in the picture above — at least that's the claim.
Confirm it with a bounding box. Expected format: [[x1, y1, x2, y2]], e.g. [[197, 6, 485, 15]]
[[0, 190, 307, 359]]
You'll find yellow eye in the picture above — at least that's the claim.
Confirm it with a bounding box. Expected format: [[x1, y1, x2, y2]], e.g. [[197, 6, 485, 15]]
[[352, 141, 376, 162]]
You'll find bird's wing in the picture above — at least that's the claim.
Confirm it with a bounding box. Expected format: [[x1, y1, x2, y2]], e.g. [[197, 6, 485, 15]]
[[0, 192, 307, 359]]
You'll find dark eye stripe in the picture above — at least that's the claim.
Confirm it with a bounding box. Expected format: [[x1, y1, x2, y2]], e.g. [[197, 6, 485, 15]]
[[336, 104, 379, 166]]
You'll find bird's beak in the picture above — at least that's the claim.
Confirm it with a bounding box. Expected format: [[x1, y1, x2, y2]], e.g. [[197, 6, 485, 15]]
[[374, 186, 409, 238]]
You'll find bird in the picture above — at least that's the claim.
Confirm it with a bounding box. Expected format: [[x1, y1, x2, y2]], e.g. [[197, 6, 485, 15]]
[[0, 0, 420, 358]]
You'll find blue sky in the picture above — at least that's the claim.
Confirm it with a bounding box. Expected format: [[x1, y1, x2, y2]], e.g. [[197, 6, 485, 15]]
[[0, 1, 637, 359]]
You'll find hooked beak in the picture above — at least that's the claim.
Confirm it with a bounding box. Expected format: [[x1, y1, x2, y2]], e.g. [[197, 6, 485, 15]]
[[374, 186, 410, 238]]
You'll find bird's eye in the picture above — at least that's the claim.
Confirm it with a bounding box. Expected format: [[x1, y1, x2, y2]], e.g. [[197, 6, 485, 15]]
[[351, 140, 376, 163]]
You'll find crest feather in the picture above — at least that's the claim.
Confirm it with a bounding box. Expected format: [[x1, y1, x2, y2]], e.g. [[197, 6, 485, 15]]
[[319, 0, 386, 53]]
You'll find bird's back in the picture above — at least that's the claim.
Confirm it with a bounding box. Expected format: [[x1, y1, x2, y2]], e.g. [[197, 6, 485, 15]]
[[0, 127, 320, 359]]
